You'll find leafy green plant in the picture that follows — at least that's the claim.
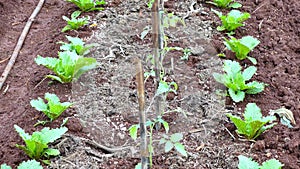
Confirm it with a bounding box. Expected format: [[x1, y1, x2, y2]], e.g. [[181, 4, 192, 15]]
[[30, 93, 73, 124], [224, 36, 260, 64], [226, 103, 276, 140], [180, 48, 191, 61], [66, 0, 106, 12], [58, 35, 96, 56], [238, 155, 284, 169], [156, 80, 178, 95], [14, 125, 68, 164], [129, 115, 187, 168], [159, 133, 187, 157], [207, 0, 241, 8], [1, 160, 43, 169], [213, 60, 265, 102], [35, 51, 98, 83], [212, 9, 250, 32], [62, 11, 89, 32]]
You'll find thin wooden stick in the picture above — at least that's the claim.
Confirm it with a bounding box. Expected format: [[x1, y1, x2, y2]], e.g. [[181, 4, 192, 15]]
[[134, 58, 148, 169], [152, 0, 163, 130], [0, 0, 45, 90]]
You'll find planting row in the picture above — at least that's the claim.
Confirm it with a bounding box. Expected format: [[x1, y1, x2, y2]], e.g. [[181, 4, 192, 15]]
[[1, 0, 106, 168]]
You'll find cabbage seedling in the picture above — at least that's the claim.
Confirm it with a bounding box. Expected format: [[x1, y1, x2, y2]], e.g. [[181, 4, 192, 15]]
[[224, 36, 260, 64], [35, 51, 98, 83], [213, 60, 265, 102], [62, 11, 89, 32], [207, 0, 242, 8], [212, 9, 250, 32], [30, 93, 73, 123], [238, 155, 283, 169], [58, 35, 97, 56], [1, 160, 43, 169], [226, 103, 276, 140], [66, 0, 106, 12], [14, 125, 68, 164]]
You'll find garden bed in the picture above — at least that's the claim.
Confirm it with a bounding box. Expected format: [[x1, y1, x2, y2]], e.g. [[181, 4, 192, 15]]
[[0, 0, 299, 168]]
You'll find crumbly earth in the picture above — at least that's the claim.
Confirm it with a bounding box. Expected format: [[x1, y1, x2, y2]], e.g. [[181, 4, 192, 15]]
[[0, 0, 299, 169]]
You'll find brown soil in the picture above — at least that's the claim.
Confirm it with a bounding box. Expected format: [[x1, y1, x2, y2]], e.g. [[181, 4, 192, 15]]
[[0, 0, 299, 168]]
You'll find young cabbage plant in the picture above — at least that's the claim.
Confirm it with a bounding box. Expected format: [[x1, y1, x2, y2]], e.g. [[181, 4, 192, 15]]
[[224, 36, 260, 64], [207, 0, 242, 8], [62, 11, 89, 32], [58, 35, 97, 56], [226, 103, 276, 140], [212, 9, 250, 32], [30, 93, 73, 124], [238, 155, 284, 169], [35, 51, 98, 83], [14, 125, 68, 164], [213, 60, 265, 102], [1, 160, 43, 169], [66, 0, 106, 12]]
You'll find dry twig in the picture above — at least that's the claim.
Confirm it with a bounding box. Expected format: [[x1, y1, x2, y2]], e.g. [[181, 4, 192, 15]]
[[0, 0, 45, 90]]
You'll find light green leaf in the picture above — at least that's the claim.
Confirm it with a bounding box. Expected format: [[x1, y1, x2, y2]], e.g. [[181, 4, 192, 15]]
[[73, 57, 98, 80], [240, 36, 260, 51], [238, 155, 259, 169], [242, 66, 257, 81], [1, 164, 12, 169], [247, 56, 257, 65], [244, 103, 262, 121], [229, 2, 242, 8], [44, 148, 60, 157], [129, 124, 139, 140], [261, 159, 284, 169], [35, 127, 68, 144], [17, 160, 43, 169], [46, 75, 63, 83], [174, 142, 187, 157], [135, 163, 142, 169], [228, 88, 245, 102], [245, 81, 265, 94], [164, 141, 174, 153], [170, 133, 183, 143], [159, 138, 167, 144], [30, 98, 48, 112], [35, 56, 58, 69]]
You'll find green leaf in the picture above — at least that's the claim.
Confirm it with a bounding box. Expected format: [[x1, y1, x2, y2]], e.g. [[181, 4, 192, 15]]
[[46, 75, 63, 83], [73, 57, 98, 80], [17, 160, 43, 169], [128, 124, 139, 140], [174, 142, 187, 157], [157, 118, 169, 134], [238, 155, 260, 169], [242, 66, 257, 81], [245, 81, 265, 94], [1, 164, 12, 169], [240, 36, 260, 51], [36, 127, 68, 144], [247, 56, 257, 65], [261, 159, 284, 169], [71, 10, 81, 18], [229, 2, 242, 8], [244, 103, 262, 121], [159, 138, 167, 144], [35, 56, 58, 70], [226, 113, 247, 134], [170, 133, 183, 143], [228, 88, 245, 102], [164, 141, 174, 153], [30, 98, 48, 112], [135, 163, 142, 169], [44, 148, 60, 157]]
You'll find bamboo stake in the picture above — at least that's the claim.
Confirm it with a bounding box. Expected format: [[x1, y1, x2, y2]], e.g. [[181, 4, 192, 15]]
[[134, 58, 148, 169], [0, 0, 45, 90], [152, 0, 163, 130]]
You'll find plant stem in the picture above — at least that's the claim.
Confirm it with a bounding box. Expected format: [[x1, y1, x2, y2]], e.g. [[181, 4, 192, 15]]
[[134, 58, 148, 169]]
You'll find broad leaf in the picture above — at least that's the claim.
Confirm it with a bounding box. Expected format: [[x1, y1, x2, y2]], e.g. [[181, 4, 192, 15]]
[[242, 66, 256, 81], [164, 141, 174, 153], [170, 133, 183, 143], [228, 88, 245, 102], [174, 142, 187, 157], [261, 159, 283, 169], [17, 160, 43, 169], [238, 155, 260, 169]]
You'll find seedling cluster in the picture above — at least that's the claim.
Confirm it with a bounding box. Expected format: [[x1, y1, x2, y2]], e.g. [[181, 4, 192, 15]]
[[210, 0, 285, 167], [1, 0, 106, 167]]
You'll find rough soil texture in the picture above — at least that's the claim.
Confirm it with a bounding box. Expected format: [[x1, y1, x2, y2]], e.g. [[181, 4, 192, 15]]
[[0, 0, 299, 169]]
